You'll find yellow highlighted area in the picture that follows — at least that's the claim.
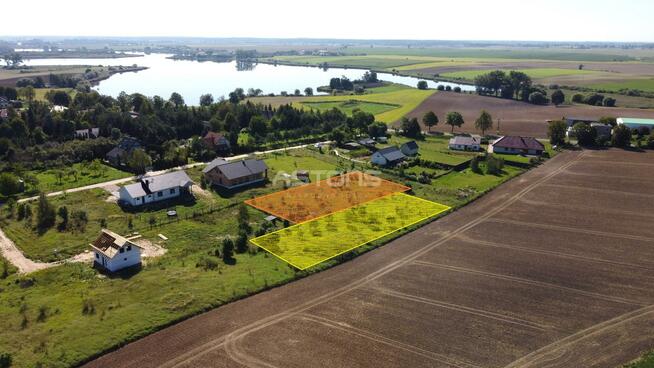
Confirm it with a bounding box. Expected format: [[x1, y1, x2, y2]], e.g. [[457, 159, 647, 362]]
[[250, 193, 450, 270]]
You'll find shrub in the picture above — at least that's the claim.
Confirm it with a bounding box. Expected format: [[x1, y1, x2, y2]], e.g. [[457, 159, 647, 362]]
[[611, 124, 632, 148], [572, 93, 584, 103], [572, 123, 597, 146], [436, 85, 445, 91], [486, 155, 504, 175], [453, 86, 462, 93], [0, 352, 12, 368], [603, 97, 616, 107], [528, 92, 548, 105], [417, 81, 428, 90], [470, 156, 481, 173], [584, 93, 604, 106]]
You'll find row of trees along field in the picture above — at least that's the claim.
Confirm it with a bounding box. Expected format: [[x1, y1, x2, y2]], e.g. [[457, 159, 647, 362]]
[[0, 88, 377, 173], [398, 110, 494, 139], [473, 70, 616, 107]]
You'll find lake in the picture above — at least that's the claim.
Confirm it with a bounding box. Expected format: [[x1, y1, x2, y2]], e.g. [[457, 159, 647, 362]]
[[21, 53, 475, 104]]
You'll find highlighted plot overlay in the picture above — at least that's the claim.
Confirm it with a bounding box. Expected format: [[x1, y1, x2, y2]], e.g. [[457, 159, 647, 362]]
[[245, 171, 410, 223], [250, 193, 450, 270]]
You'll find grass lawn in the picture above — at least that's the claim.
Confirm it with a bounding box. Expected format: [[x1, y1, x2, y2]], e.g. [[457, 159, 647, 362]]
[[302, 100, 399, 116], [441, 68, 600, 81], [251, 193, 449, 269], [407, 163, 525, 208], [26, 162, 131, 195], [383, 135, 477, 166], [405, 165, 450, 177], [626, 351, 654, 368], [33, 88, 76, 102]]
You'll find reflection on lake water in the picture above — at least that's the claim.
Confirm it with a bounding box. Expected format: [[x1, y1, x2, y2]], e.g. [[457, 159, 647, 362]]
[[22, 53, 475, 104]]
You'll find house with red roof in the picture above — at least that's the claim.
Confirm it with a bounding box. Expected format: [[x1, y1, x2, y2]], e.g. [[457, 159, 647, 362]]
[[488, 136, 544, 156], [203, 131, 231, 153]]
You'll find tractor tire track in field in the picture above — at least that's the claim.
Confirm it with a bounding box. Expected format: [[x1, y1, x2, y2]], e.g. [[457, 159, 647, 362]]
[[217, 151, 588, 367]]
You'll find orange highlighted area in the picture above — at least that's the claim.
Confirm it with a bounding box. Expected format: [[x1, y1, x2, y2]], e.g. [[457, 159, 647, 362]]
[[247, 172, 450, 270], [245, 171, 410, 223]]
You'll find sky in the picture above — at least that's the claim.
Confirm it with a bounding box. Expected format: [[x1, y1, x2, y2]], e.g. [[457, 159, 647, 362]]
[[2, 0, 654, 42]]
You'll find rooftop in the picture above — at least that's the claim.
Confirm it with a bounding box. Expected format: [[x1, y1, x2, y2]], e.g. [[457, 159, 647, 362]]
[[203, 158, 268, 180], [618, 117, 654, 126], [493, 136, 544, 151], [376, 146, 406, 162], [122, 170, 192, 198], [90, 229, 142, 259], [402, 141, 419, 150], [449, 136, 480, 146]]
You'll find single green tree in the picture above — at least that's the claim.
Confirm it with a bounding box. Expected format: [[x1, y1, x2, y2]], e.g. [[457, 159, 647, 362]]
[[422, 111, 439, 132], [551, 89, 565, 106], [475, 110, 493, 136], [547, 120, 567, 145], [445, 112, 464, 133]]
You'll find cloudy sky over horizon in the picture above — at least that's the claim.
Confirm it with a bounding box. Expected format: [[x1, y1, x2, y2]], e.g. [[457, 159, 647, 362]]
[[3, 0, 653, 42]]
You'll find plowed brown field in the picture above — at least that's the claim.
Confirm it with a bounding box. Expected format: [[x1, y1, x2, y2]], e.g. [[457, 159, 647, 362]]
[[84, 149, 654, 368]]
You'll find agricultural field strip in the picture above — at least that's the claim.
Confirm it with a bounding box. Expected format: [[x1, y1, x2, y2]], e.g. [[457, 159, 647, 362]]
[[296, 313, 481, 368], [245, 171, 410, 223], [411, 261, 645, 307], [250, 193, 451, 270]]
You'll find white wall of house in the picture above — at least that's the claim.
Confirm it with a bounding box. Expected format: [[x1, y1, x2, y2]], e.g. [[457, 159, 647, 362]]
[[119, 186, 183, 207], [490, 145, 541, 155], [449, 143, 479, 151], [94, 246, 141, 272]]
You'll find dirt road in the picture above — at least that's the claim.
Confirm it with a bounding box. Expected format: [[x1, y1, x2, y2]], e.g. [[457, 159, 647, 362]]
[[83, 148, 654, 368]]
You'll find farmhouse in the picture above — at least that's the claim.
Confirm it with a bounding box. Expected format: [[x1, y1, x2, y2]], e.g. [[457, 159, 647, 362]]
[[617, 117, 654, 131], [488, 136, 544, 155], [203, 131, 231, 152], [90, 229, 143, 272], [203, 158, 268, 189], [449, 136, 481, 151], [118, 170, 193, 207], [400, 141, 419, 156], [358, 138, 377, 148], [371, 147, 406, 166], [106, 137, 142, 166]]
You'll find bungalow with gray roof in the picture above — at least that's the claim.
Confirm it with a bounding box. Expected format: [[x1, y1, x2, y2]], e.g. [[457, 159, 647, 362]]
[[118, 170, 193, 207], [400, 141, 419, 156], [203, 158, 268, 189], [449, 136, 481, 151], [488, 136, 544, 155], [371, 146, 406, 166]]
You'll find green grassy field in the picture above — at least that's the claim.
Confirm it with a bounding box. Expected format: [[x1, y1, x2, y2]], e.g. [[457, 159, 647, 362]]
[[590, 78, 654, 92], [441, 68, 600, 81], [26, 162, 131, 195], [265, 55, 435, 69], [302, 100, 399, 116], [251, 193, 449, 269], [33, 88, 76, 102], [249, 84, 434, 123], [0, 149, 528, 368]]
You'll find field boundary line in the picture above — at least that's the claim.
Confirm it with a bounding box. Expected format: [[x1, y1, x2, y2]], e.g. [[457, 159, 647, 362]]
[[221, 151, 586, 367], [297, 313, 480, 368], [559, 169, 654, 183], [366, 285, 554, 332], [502, 305, 654, 368], [578, 159, 654, 168], [455, 234, 654, 270], [487, 218, 654, 243], [541, 183, 654, 198], [413, 261, 646, 307], [518, 198, 654, 220]]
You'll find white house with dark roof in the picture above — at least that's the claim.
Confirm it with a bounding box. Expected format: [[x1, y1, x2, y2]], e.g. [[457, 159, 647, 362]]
[[90, 229, 143, 272], [118, 170, 193, 207], [202, 158, 268, 189], [449, 136, 481, 151], [371, 147, 406, 166], [400, 141, 419, 156]]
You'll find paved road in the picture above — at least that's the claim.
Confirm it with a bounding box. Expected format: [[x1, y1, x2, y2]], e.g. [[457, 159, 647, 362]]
[[83, 149, 654, 368]]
